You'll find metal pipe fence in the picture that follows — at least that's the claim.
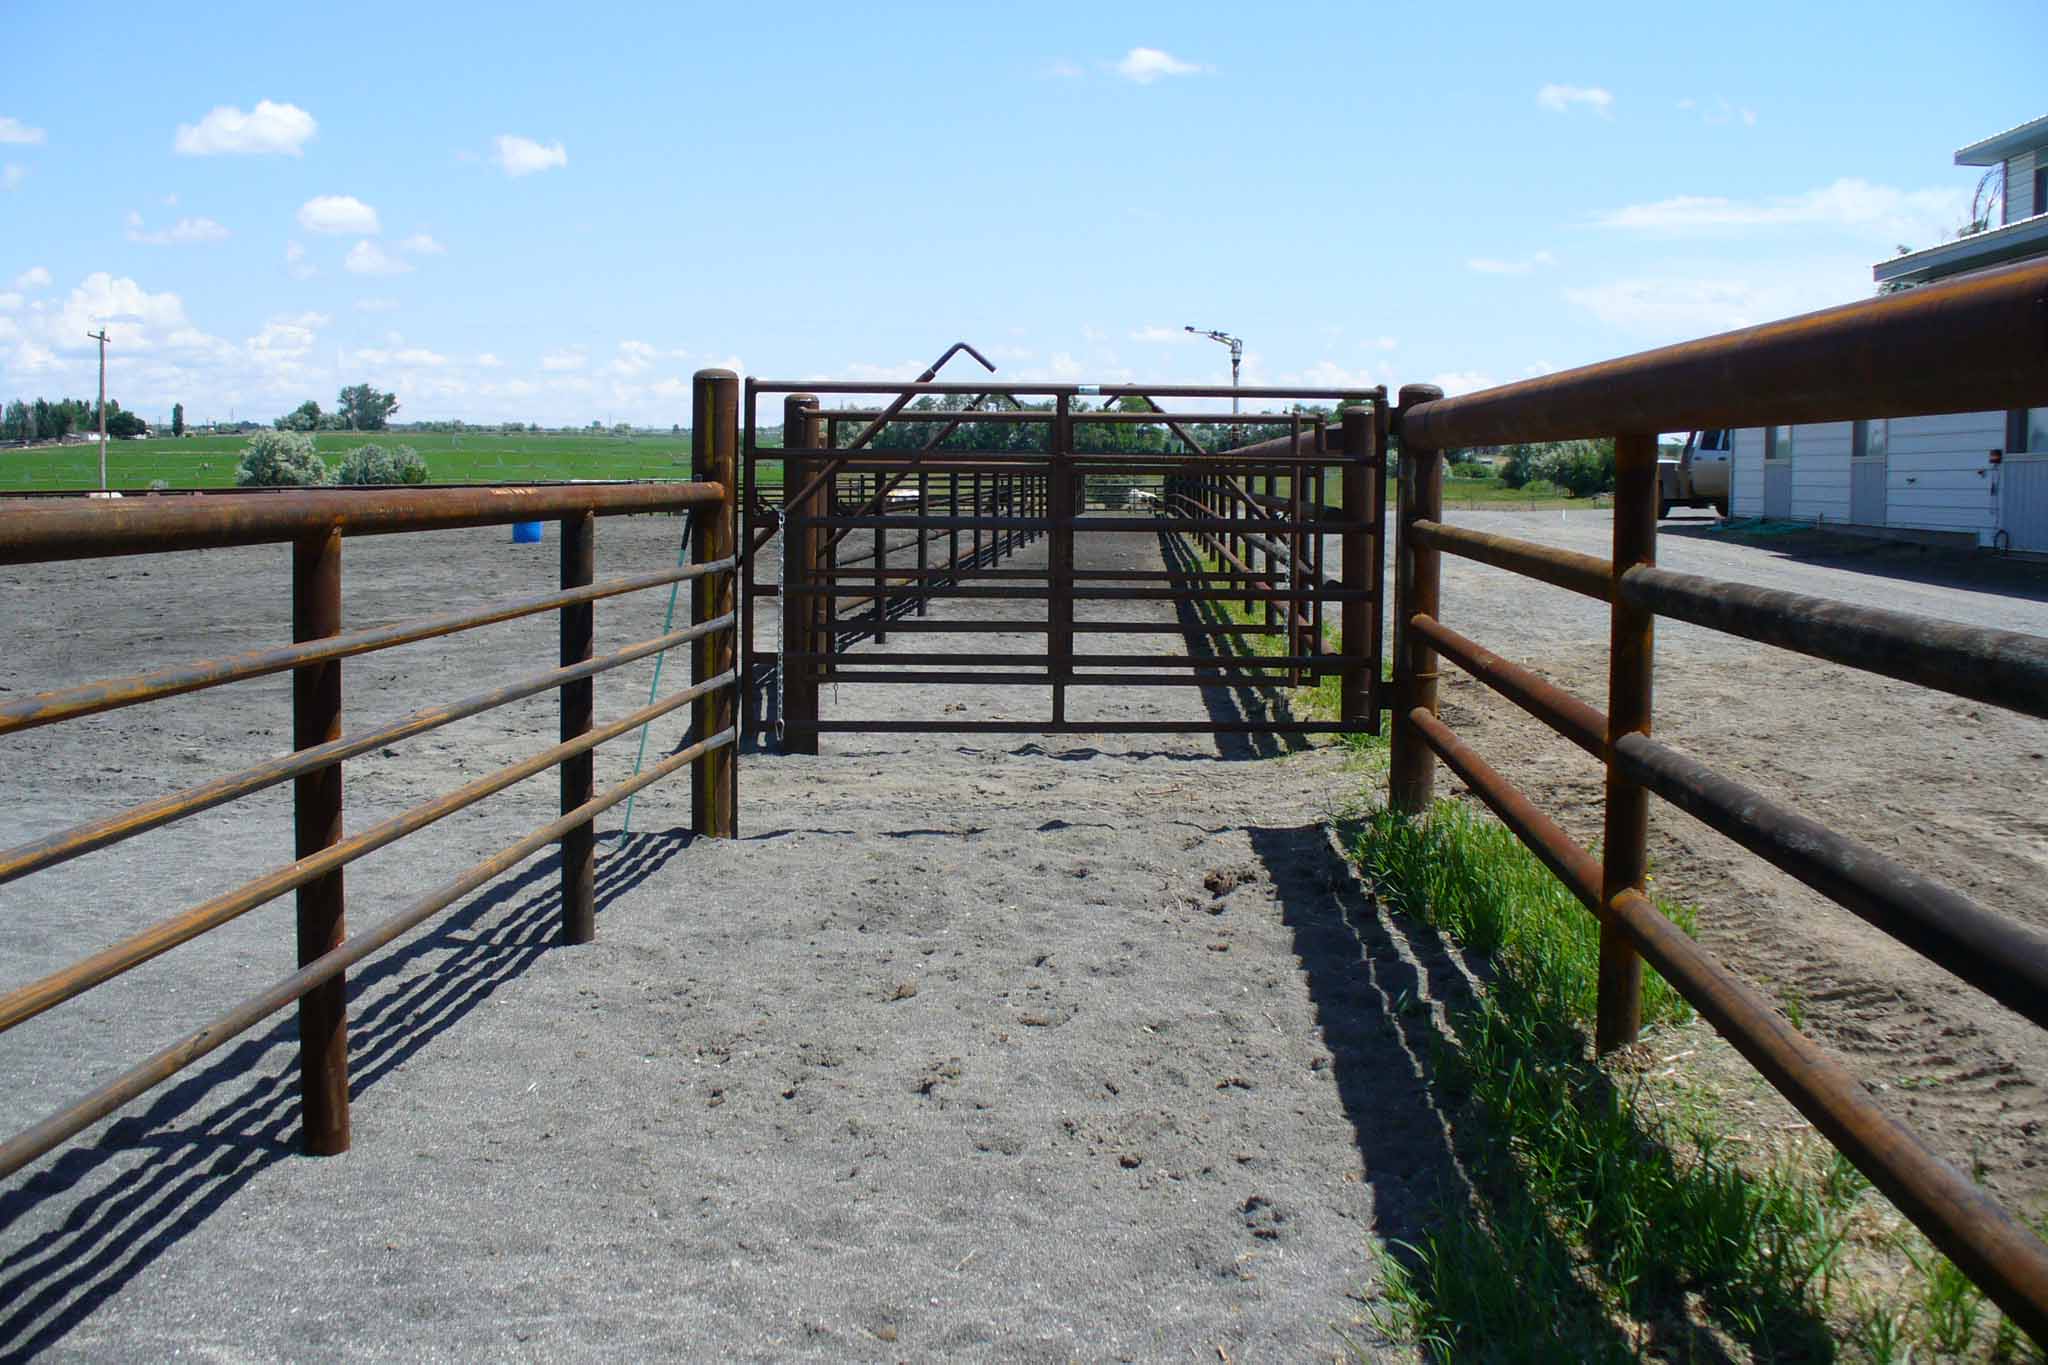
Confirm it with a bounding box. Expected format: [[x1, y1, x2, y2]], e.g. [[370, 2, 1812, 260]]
[[1385, 258, 2048, 1339], [0, 369, 744, 1180]]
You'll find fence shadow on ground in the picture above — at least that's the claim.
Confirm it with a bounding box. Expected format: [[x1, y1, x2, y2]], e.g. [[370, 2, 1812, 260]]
[[0, 828, 690, 1363], [1155, 529, 1312, 761]]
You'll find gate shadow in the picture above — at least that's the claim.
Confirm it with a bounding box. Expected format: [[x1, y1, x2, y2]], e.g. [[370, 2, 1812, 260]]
[[1242, 821, 1648, 1359], [0, 827, 690, 1362], [1157, 529, 1312, 760]]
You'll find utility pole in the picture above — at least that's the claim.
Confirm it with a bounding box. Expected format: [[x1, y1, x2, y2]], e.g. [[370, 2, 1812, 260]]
[[1184, 326, 1243, 415], [88, 328, 111, 490]]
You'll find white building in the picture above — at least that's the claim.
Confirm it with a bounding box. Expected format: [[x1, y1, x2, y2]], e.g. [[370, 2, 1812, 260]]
[[1729, 113, 2048, 552]]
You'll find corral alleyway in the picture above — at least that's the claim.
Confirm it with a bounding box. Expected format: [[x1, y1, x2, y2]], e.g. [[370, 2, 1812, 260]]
[[0, 519, 1437, 1361]]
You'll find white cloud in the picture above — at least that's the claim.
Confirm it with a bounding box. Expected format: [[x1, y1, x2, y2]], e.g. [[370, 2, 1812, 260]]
[[1467, 250, 1556, 275], [246, 312, 329, 371], [0, 293, 20, 311], [297, 195, 380, 235], [610, 339, 659, 375], [51, 272, 189, 350], [1562, 265, 1867, 337], [477, 352, 503, 368], [1130, 325, 1195, 343], [1537, 84, 1613, 116], [1115, 47, 1204, 84], [2, 164, 24, 191], [1044, 59, 1084, 79], [493, 135, 568, 177], [173, 100, 316, 156], [399, 232, 446, 256], [284, 240, 315, 280], [1679, 95, 1759, 128], [344, 240, 411, 276], [1366, 335, 1398, 351], [0, 117, 46, 145], [1597, 178, 1966, 241], [1431, 371, 1498, 396], [354, 297, 401, 313], [1284, 360, 1379, 391], [125, 212, 231, 246], [12, 266, 50, 291], [541, 347, 587, 371]]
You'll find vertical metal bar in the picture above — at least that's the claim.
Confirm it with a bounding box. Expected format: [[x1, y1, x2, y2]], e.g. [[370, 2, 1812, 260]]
[[740, 382, 759, 740], [1369, 393, 1390, 731], [1390, 384, 1444, 813], [781, 394, 820, 754], [1051, 396, 1073, 725], [1287, 424, 1306, 686], [1598, 431, 1658, 1053], [872, 472, 888, 643], [692, 368, 739, 838], [559, 509, 596, 944], [1340, 407, 1373, 730], [948, 470, 959, 576], [916, 469, 929, 616], [292, 526, 348, 1156]]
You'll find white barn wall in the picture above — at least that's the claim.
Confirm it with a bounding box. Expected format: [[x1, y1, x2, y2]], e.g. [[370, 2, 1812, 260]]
[[2008, 150, 2037, 222], [1732, 427, 1765, 516], [1887, 411, 2004, 542], [1790, 421, 1852, 523]]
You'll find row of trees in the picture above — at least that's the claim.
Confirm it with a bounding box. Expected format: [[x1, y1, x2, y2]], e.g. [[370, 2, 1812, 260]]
[[275, 384, 401, 433], [3, 397, 151, 442], [1492, 439, 1618, 497]]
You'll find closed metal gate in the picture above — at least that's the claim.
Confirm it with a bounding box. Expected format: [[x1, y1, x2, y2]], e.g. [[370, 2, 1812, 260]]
[[741, 366, 1385, 746]]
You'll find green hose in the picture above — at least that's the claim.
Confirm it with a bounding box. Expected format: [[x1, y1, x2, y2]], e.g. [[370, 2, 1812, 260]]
[[621, 513, 693, 836]]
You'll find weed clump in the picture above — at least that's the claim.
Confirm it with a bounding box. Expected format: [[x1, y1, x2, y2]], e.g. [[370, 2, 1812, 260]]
[[336, 443, 429, 485], [234, 430, 332, 487]]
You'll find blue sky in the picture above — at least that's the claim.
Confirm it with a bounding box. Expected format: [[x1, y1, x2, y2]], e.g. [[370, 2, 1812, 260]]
[[1, 0, 2040, 427]]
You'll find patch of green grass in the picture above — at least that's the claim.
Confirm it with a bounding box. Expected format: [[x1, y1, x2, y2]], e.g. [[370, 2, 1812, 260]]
[[0, 431, 786, 491], [1351, 797, 2046, 1361]]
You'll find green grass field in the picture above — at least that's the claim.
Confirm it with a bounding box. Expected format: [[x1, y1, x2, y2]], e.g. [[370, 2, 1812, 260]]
[[0, 431, 789, 492]]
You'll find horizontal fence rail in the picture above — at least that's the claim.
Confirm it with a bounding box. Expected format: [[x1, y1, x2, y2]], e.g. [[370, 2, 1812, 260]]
[[0, 369, 745, 1181], [1384, 261, 2048, 1341]]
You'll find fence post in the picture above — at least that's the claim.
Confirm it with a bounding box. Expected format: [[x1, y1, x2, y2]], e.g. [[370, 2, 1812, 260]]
[[1050, 396, 1074, 725], [1339, 405, 1375, 729], [1389, 383, 1444, 814], [1598, 431, 1658, 1053], [692, 368, 739, 838], [781, 394, 821, 755], [292, 526, 349, 1156], [916, 469, 930, 616], [560, 509, 596, 943]]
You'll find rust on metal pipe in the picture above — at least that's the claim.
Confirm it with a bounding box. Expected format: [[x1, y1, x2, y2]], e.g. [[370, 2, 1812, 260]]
[[693, 369, 740, 836], [292, 527, 349, 1156], [1615, 732, 2048, 1028], [0, 619, 731, 888], [1597, 432, 1658, 1054], [1411, 520, 1611, 600], [1401, 258, 2048, 448], [0, 657, 735, 1037], [1606, 888, 2048, 1343], [0, 557, 735, 738], [1408, 707, 1605, 902], [1409, 612, 1607, 758], [0, 481, 725, 565], [1619, 565, 2048, 720], [0, 724, 740, 1184], [1389, 384, 1444, 814]]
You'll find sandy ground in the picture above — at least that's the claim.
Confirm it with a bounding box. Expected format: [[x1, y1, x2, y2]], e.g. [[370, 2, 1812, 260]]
[[1, 504, 2043, 1360]]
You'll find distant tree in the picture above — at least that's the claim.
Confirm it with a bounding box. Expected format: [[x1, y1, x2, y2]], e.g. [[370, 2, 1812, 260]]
[[32, 399, 56, 439], [336, 383, 399, 431], [2, 399, 23, 442], [235, 430, 333, 486], [277, 399, 324, 432], [171, 402, 185, 437], [106, 408, 148, 439]]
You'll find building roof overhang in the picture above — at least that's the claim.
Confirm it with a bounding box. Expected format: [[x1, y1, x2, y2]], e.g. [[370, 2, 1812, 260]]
[[1872, 212, 2048, 287], [1954, 114, 2048, 167]]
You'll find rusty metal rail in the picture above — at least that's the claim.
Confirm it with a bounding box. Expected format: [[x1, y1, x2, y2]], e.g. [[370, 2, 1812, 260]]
[[1385, 259, 2048, 1339], [0, 369, 746, 1180]]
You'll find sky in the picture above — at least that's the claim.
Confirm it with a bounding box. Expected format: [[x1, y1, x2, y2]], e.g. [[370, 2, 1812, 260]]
[[1, 0, 2042, 428]]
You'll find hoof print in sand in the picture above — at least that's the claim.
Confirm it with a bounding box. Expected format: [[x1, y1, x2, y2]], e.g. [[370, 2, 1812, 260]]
[[1241, 1195, 1287, 1240]]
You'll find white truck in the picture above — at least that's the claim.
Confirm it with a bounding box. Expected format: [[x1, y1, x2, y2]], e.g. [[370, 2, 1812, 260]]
[[1658, 429, 1731, 519]]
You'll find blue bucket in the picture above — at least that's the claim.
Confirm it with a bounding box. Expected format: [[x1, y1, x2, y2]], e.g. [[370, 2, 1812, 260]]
[[511, 521, 544, 544]]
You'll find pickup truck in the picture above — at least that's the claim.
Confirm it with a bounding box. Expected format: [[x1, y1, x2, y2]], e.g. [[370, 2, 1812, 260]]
[[1658, 429, 1731, 519]]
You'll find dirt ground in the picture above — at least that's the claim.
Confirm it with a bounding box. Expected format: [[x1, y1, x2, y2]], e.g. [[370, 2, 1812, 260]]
[[0, 505, 2043, 1359]]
